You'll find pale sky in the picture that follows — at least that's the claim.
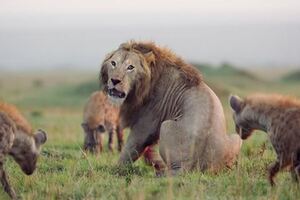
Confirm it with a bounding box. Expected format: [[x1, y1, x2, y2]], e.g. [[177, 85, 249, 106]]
[[1, 0, 299, 17], [0, 0, 300, 69], [1, 0, 300, 24]]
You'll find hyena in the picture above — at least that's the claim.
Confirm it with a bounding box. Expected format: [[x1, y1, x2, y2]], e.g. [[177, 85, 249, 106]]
[[82, 92, 165, 171], [82, 91, 124, 153], [229, 94, 300, 186], [0, 102, 47, 199]]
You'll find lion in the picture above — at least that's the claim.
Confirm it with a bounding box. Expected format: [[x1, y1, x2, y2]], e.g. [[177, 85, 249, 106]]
[[99, 41, 242, 175], [82, 91, 124, 153], [0, 102, 47, 198]]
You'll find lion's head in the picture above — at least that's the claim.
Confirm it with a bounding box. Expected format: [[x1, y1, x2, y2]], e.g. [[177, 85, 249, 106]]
[[100, 42, 155, 106]]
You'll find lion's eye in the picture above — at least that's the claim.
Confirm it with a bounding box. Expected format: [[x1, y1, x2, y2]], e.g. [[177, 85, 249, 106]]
[[111, 61, 116, 67], [127, 65, 135, 71]]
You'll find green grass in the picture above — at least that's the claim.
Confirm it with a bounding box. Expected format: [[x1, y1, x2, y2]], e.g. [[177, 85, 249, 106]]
[[0, 68, 300, 199]]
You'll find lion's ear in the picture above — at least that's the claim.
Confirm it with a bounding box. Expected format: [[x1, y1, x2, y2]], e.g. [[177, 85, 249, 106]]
[[119, 42, 130, 50], [132, 43, 152, 54], [120, 42, 156, 66], [131, 43, 155, 65], [143, 51, 155, 65]]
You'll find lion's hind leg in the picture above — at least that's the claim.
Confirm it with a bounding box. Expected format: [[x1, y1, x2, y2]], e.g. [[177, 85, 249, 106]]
[[159, 120, 195, 176], [225, 134, 242, 168]]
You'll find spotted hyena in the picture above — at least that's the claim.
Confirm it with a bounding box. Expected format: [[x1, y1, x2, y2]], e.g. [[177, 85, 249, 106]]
[[0, 102, 47, 199], [229, 94, 300, 186], [82, 91, 124, 154]]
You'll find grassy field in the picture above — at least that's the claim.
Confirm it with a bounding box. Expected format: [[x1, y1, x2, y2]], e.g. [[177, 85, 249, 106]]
[[0, 66, 299, 199]]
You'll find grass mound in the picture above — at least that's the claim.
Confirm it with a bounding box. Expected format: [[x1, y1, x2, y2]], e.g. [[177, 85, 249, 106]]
[[11, 80, 100, 109], [193, 63, 259, 81], [72, 80, 100, 96], [282, 70, 300, 82]]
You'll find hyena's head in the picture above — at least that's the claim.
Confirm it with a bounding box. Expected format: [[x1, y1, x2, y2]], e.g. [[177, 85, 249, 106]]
[[9, 129, 47, 175], [229, 95, 257, 140], [81, 122, 105, 154]]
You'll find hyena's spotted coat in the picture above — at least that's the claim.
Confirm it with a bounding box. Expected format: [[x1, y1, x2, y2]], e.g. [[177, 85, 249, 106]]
[[0, 102, 47, 199], [230, 94, 300, 186]]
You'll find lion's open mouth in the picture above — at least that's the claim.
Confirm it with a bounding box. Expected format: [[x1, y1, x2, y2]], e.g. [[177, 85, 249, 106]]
[[108, 88, 126, 99]]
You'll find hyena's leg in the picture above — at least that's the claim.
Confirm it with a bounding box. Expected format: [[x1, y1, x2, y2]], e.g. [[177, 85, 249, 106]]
[[108, 129, 114, 152], [268, 161, 281, 186], [0, 163, 17, 199], [291, 167, 299, 182], [98, 133, 104, 153], [292, 150, 300, 182], [159, 120, 195, 176], [116, 125, 124, 152], [295, 164, 300, 182]]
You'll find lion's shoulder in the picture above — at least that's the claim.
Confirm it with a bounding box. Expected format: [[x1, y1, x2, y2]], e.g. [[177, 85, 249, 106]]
[[0, 102, 32, 134]]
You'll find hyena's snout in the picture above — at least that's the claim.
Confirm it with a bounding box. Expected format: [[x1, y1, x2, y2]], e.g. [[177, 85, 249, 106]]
[[84, 141, 101, 154], [19, 155, 37, 175], [22, 164, 36, 175], [83, 133, 104, 154]]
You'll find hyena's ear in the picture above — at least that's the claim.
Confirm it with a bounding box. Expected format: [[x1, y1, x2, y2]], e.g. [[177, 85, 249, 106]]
[[229, 95, 244, 113], [34, 129, 47, 146]]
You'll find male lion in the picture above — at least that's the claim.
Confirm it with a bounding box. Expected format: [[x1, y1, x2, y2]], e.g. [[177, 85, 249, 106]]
[[100, 41, 242, 174]]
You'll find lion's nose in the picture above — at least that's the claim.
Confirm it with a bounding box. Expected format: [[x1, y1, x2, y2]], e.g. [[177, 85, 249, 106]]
[[111, 78, 121, 86]]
